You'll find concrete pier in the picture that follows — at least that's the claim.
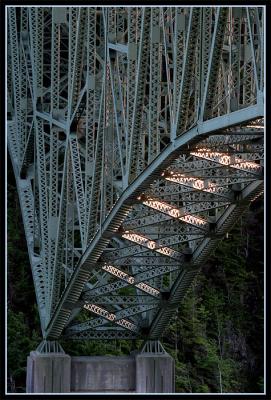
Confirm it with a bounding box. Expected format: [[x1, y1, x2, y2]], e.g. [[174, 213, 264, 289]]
[[71, 356, 135, 392], [135, 352, 175, 393], [26, 342, 175, 393], [26, 351, 71, 393]]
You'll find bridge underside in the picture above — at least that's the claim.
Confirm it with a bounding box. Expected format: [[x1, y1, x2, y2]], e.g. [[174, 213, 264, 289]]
[[7, 7, 264, 343]]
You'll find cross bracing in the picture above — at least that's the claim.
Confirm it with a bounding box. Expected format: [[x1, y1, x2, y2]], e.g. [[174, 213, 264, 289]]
[[7, 6, 264, 341]]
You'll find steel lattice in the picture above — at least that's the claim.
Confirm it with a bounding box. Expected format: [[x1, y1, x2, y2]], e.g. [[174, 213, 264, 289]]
[[7, 6, 264, 341]]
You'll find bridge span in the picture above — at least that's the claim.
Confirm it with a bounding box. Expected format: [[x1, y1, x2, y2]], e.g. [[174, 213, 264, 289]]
[[7, 6, 264, 393]]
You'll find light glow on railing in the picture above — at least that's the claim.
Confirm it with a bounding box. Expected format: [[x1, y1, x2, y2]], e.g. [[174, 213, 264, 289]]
[[251, 190, 264, 202], [142, 198, 207, 227], [245, 125, 264, 129], [122, 232, 180, 258], [190, 150, 261, 172], [230, 161, 261, 172], [165, 173, 219, 193], [102, 264, 160, 297], [179, 214, 207, 226], [83, 303, 137, 331]]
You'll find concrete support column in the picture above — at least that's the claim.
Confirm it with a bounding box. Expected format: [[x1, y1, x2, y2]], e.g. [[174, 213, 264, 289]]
[[26, 351, 71, 393], [70, 356, 136, 392], [26, 340, 175, 393], [135, 351, 175, 393]]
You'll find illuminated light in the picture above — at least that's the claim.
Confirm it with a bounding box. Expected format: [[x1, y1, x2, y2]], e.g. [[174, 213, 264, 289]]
[[191, 150, 231, 164], [142, 199, 181, 218], [179, 214, 206, 226], [165, 173, 228, 195], [156, 247, 178, 257], [135, 282, 160, 297], [84, 303, 116, 321], [166, 174, 207, 189], [84, 303, 137, 331], [251, 190, 264, 202], [245, 125, 264, 129], [190, 151, 261, 171], [103, 264, 128, 280], [142, 198, 207, 227], [102, 264, 160, 297], [232, 161, 261, 172], [122, 232, 154, 247], [122, 231, 182, 258], [128, 276, 135, 284], [116, 319, 136, 331]]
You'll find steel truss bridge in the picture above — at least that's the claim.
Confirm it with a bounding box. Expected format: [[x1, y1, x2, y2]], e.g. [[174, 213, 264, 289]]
[[7, 6, 264, 343]]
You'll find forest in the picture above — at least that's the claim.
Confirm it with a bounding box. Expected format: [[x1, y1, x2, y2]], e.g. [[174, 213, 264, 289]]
[[7, 159, 264, 393]]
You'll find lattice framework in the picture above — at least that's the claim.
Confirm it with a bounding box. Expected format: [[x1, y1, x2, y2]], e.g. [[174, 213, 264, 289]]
[[7, 6, 264, 341]]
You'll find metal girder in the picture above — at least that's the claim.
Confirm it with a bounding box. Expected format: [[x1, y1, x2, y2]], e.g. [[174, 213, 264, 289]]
[[127, 8, 151, 181], [65, 328, 138, 340], [83, 264, 162, 298], [201, 8, 229, 120], [7, 6, 264, 341], [65, 302, 157, 334], [174, 8, 201, 137], [82, 295, 158, 305]]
